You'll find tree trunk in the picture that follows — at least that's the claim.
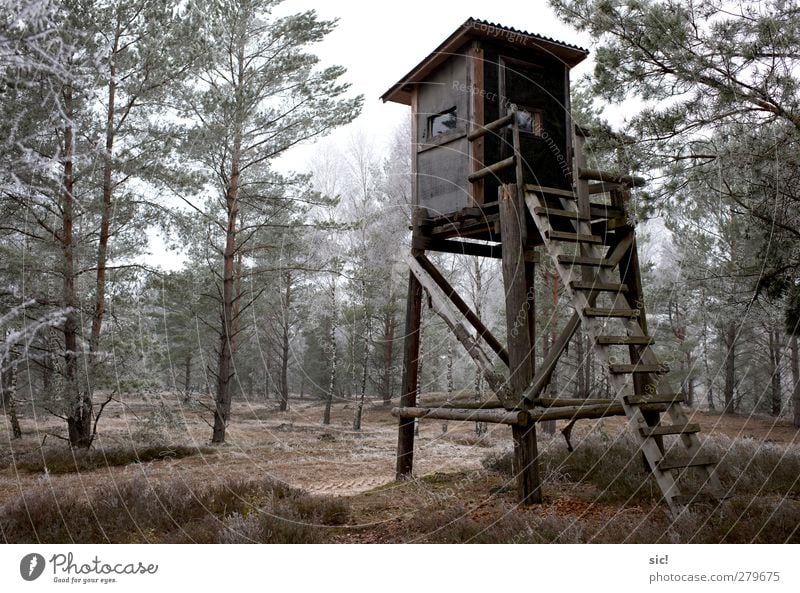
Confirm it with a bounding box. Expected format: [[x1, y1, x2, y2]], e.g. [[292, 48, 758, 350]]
[[770, 329, 782, 417], [184, 351, 192, 394], [212, 132, 241, 443], [472, 259, 486, 436], [61, 87, 93, 449], [792, 334, 799, 428], [723, 322, 736, 414], [381, 288, 396, 405], [541, 270, 558, 435], [353, 281, 370, 431], [279, 271, 291, 412], [323, 281, 337, 425], [90, 38, 118, 365], [702, 289, 715, 410], [1, 366, 22, 439]]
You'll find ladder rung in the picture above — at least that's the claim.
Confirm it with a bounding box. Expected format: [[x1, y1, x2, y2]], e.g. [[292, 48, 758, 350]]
[[545, 230, 602, 244], [640, 423, 700, 437], [624, 393, 684, 405], [671, 491, 731, 506], [596, 335, 654, 345], [533, 206, 589, 221], [557, 255, 614, 267], [609, 363, 670, 374], [526, 184, 577, 198], [583, 307, 640, 318], [468, 156, 515, 182], [657, 454, 717, 471], [570, 281, 628, 293]]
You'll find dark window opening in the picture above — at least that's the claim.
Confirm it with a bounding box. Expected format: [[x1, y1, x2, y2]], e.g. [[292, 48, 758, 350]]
[[429, 108, 458, 137], [516, 108, 543, 136]]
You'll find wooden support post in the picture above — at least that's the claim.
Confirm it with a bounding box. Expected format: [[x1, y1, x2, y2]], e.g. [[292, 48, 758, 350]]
[[499, 184, 542, 505], [395, 265, 423, 479]]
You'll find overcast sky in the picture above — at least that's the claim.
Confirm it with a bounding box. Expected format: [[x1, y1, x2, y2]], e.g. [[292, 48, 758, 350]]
[[274, 0, 596, 170]]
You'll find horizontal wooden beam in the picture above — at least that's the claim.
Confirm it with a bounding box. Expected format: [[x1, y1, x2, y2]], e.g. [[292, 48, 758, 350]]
[[578, 167, 646, 188], [392, 406, 527, 425], [467, 113, 514, 142], [531, 397, 615, 408], [412, 237, 539, 262], [528, 401, 669, 422], [468, 156, 515, 182]]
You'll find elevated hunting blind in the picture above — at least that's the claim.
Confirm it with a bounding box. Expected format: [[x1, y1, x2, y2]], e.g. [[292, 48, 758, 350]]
[[383, 19, 725, 515], [381, 19, 587, 214]]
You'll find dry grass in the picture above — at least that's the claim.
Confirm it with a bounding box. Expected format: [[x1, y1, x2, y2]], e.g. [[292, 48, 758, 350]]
[[0, 474, 350, 544], [4, 444, 214, 475]]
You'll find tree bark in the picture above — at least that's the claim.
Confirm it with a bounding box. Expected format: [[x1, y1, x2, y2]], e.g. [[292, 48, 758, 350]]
[[61, 86, 93, 448], [381, 285, 396, 405], [323, 280, 337, 425], [791, 333, 799, 428], [184, 351, 192, 394], [723, 322, 736, 414], [90, 31, 118, 362], [279, 271, 291, 412], [769, 329, 782, 417], [212, 130, 241, 443], [353, 280, 370, 430], [1, 365, 22, 439]]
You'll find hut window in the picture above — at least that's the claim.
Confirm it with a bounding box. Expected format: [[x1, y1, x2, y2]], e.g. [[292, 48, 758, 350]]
[[429, 108, 458, 137], [516, 108, 543, 136]]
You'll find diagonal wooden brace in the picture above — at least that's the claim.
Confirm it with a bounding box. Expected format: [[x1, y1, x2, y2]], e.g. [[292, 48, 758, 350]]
[[521, 311, 581, 403], [405, 253, 514, 407], [415, 253, 510, 366]]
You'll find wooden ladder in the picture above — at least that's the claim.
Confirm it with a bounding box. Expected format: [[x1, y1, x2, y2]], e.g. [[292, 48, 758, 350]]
[[461, 106, 725, 513], [519, 134, 725, 514]]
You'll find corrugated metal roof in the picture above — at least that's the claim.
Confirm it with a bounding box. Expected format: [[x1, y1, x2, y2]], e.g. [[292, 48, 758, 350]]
[[466, 18, 589, 54], [381, 18, 589, 105]]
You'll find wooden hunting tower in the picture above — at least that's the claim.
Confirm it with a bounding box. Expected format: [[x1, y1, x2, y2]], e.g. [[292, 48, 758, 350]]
[[384, 19, 724, 515], [381, 18, 586, 214]]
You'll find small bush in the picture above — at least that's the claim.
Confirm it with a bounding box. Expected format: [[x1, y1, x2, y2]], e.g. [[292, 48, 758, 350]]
[[0, 475, 350, 543], [7, 444, 213, 475]]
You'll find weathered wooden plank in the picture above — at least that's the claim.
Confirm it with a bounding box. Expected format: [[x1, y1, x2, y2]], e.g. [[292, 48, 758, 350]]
[[531, 397, 615, 407], [525, 184, 577, 199], [583, 307, 640, 318], [467, 112, 513, 142], [578, 167, 646, 187], [557, 254, 614, 267], [499, 183, 541, 505], [545, 230, 602, 244], [412, 236, 539, 262], [533, 206, 589, 221], [609, 363, 670, 374], [658, 454, 717, 471], [468, 156, 515, 182], [596, 335, 654, 345], [570, 280, 629, 293], [624, 393, 684, 406], [392, 406, 527, 425], [396, 266, 423, 479], [640, 423, 700, 437], [527, 401, 668, 422]]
